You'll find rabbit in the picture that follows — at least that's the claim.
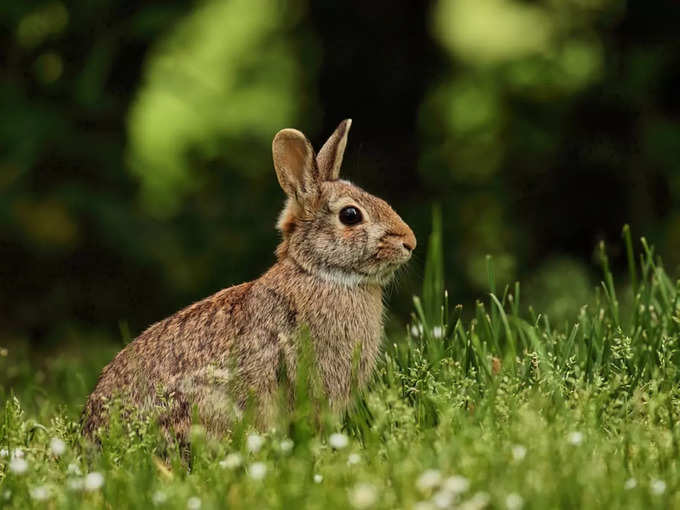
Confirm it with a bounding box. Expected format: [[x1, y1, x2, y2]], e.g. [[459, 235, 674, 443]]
[[82, 119, 416, 440]]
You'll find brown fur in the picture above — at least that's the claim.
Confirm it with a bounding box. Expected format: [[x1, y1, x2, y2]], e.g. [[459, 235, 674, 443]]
[[82, 120, 416, 440]]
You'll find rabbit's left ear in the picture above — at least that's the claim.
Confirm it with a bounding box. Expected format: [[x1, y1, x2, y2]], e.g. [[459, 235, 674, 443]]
[[316, 119, 351, 181], [273, 128, 319, 202]]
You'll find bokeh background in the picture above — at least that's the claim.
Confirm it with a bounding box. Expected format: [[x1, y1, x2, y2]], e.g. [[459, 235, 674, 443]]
[[2, 0, 680, 352]]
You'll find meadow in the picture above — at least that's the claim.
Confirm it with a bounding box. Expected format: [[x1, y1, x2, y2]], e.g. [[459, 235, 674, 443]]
[[2, 220, 680, 509]]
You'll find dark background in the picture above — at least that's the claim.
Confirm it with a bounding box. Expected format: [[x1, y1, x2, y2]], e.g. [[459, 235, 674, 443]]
[[2, 0, 680, 349]]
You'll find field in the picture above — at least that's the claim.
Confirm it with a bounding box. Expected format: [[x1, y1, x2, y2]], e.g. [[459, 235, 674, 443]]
[[2, 222, 680, 509]]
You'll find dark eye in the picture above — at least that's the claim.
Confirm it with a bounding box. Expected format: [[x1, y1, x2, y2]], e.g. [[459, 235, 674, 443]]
[[339, 206, 362, 226]]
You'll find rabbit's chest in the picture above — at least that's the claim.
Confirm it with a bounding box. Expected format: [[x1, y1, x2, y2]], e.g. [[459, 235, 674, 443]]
[[295, 285, 384, 400]]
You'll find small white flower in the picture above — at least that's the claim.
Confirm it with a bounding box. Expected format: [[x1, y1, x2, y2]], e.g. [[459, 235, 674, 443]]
[[248, 462, 267, 480], [460, 492, 490, 510], [11, 448, 24, 459], [279, 438, 294, 453], [9, 457, 28, 474], [187, 496, 202, 510], [348, 453, 361, 465], [349, 482, 377, 509], [505, 493, 524, 510], [443, 475, 470, 494], [329, 433, 349, 449], [67, 478, 84, 491], [67, 463, 82, 475], [84, 472, 104, 491], [568, 431, 583, 446], [511, 445, 526, 462], [50, 437, 66, 456], [314, 474, 323, 483], [650, 479, 666, 495], [246, 433, 265, 453], [0, 448, 7, 458], [416, 469, 442, 492], [152, 490, 168, 505], [432, 489, 454, 509], [410, 324, 425, 338], [432, 326, 444, 339], [30, 486, 50, 501], [624, 478, 637, 490], [219, 453, 243, 470]]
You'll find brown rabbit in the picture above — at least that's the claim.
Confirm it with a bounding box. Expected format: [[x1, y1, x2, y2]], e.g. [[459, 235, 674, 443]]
[[82, 120, 416, 439]]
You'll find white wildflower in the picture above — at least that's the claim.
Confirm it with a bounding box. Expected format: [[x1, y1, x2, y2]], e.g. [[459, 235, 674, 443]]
[[152, 490, 168, 505], [349, 482, 377, 509], [443, 475, 470, 494], [624, 478, 637, 490], [279, 438, 294, 453], [432, 489, 454, 509], [314, 474, 323, 483], [246, 433, 265, 453], [0, 448, 7, 458], [432, 326, 444, 339], [84, 472, 104, 491], [411, 324, 424, 338], [219, 453, 243, 470], [650, 479, 666, 495], [30, 486, 50, 501], [460, 492, 490, 510], [67, 478, 84, 491], [50, 437, 66, 456], [248, 462, 267, 480], [187, 496, 201, 510], [511, 445, 526, 462], [348, 453, 361, 465], [505, 493, 524, 510], [416, 469, 442, 492], [9, 457, 28, 474], [67, 463, 82, 475], [329, 433, 349, 449], [568, 431, 583, 446]]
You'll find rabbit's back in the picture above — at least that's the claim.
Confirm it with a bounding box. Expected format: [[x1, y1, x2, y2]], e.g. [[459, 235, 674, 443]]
[[82, 260, 384, 439], [82, 281, 286, 437]]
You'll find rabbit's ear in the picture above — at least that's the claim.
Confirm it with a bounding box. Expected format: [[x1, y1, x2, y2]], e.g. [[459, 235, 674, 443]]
[[273, 128, 319, 201], [316, 119, 351, 181]]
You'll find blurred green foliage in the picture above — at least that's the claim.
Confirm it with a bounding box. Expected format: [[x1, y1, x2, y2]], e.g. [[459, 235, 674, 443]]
[[1, 0, 680, 346], [128, 0, 315, 216], [421, 0, 680, 298]]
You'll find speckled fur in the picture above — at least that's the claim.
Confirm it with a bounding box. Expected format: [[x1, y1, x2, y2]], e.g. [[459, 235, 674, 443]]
[[82, 120, 416, 440]]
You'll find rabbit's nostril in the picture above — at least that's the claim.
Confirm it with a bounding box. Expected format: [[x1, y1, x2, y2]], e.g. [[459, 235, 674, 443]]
[[402, 241, 414, 252]]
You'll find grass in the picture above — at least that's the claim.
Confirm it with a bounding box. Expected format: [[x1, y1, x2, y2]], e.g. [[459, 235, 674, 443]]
[[2, 220, 680, 509]]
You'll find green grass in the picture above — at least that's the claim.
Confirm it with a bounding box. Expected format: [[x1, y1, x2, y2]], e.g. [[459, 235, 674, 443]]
[[2, 221, 680, 509]]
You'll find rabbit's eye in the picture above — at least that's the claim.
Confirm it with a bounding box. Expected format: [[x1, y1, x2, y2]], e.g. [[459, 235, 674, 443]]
[[339, 206, 362, 226]]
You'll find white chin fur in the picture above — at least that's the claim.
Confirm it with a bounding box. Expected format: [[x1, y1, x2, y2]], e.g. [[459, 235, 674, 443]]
[[315, 267, 367, 287], [315, 266, 396, 287]]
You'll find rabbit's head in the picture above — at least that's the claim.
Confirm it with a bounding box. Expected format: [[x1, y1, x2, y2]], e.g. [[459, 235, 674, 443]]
[[272, 120, 416, 286]]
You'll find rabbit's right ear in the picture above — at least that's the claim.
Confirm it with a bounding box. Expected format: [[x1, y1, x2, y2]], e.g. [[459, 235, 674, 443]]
[[272, 128, 319, 202], [316, 119, 351, 181]]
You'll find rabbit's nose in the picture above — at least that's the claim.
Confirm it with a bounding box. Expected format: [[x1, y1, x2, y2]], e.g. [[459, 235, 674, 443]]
[[400, 226, 417, 254]]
